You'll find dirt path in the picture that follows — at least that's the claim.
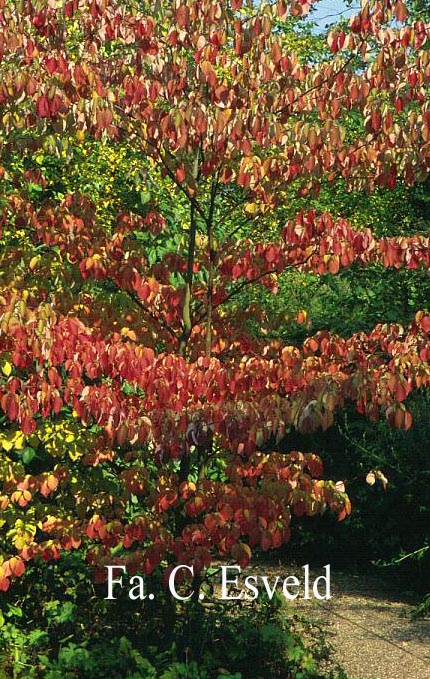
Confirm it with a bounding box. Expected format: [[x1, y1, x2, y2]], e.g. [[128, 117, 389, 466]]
[[238, 563, 430, 679]]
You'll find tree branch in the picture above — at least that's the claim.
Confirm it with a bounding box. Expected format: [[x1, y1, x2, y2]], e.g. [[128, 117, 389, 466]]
[[121, 285, 178, 341], [195, 251, 317, 325]]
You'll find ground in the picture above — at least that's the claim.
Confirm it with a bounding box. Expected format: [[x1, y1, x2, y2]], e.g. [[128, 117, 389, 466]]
[[212, 560, 430, 679]]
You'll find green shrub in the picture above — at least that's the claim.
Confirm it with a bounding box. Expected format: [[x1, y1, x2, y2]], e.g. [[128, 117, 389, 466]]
[[0, 557, 348, 679]]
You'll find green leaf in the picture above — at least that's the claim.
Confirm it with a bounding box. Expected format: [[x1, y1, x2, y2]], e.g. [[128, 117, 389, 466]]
[[140, 191, 151, 205], [28, 629, 49, 647], [21, 447, 36, 465], [6, 604, 23, 619]]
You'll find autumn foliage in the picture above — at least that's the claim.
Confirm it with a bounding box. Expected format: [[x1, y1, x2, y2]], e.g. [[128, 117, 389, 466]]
[[1, 0, 430, 594]]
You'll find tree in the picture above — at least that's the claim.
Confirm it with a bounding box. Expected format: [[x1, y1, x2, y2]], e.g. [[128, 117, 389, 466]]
[[1, 0, 430, 595]]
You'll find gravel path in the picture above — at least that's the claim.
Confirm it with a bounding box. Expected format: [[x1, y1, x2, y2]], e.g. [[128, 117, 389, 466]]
[[236, 562, 430, 679]]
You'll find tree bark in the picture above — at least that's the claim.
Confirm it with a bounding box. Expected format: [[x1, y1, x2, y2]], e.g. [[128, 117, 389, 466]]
[[205, 176, 218, 357], [179, 151, 200, 357]]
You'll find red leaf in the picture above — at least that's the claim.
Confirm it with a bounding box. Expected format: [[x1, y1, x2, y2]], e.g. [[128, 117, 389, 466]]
[[404, 410, 413, 430], [64, 0, 75, 17], [36, 95, 50, 118], [232, 263, 242, 279], [50, 94, 63, 116], [0, 577, 10, 592], [265, 245, 279, 264], [394, 0, 407, 22], [175, 166, 186, 183], [306, 453, 323, 478], [21, 416, 36, 436], [420, 315, 430, 333], [44, 57, 57, 74], [395, 380, 408, 403], [271, 529, 282, 548], [260, 530, 272, 551], [7, 397, 19, 421], [175, 5, 190, 28]]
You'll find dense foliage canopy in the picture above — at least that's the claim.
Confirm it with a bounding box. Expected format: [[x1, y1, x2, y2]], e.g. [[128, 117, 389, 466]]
[[1, 0, 430, 601]]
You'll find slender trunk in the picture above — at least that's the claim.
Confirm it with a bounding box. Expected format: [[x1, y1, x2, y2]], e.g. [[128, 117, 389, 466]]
[[179, 450, 190, 484], [179, 204, 196, 357], [205, 177, 218, 357], [205, 232, 214, 357], [179, 152, 200, 357], [161, 590, 178, 650], [402, 279, 409, 320]]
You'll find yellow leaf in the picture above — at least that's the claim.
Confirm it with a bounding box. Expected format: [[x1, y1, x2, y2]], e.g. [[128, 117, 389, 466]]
[[1, 360, 12, 377], [14, 434, 25, 450], [244, 202, 258, 215], [29, 255, 41, 271]]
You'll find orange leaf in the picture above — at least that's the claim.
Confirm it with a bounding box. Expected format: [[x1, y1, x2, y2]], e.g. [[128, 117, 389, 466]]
[[231, 542, 251, 568]]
